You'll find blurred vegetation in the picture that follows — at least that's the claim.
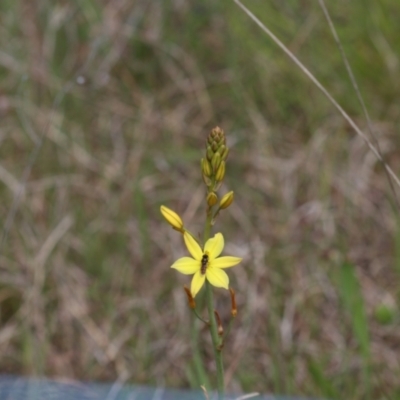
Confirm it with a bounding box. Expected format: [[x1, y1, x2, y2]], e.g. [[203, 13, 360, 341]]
[[1, 0, 400, 399]]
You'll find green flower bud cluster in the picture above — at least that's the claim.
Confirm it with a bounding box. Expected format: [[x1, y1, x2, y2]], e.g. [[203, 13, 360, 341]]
[[201, 127, 229, 190], [201, 127, 234, 216]]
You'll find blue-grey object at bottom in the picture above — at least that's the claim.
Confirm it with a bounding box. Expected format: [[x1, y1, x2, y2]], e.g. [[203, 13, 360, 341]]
[[0, 375, 309, 400]]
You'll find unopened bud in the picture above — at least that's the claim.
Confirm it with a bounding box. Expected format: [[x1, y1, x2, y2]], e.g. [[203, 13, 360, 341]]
[[212, 126, 223, 137], [201, 158, 212, 177], [207, 192, 218, 207], [211, 152, 221, 173], [184, 286, 196, 309], [160, 205, 184, 232], [230, 288, 237, 317], [221, 147, 229, 161], [206, 145, 213, 161], [202, 173, 212, 187], [214, 310, 224, 336], [219, 191, 234, 209], [215, 161, 225, 182]]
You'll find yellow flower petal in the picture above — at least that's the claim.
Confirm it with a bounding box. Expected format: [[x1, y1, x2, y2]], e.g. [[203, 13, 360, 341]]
[[191, 271, 206, 297], [206, 267, 229, 289], [211, 256, 242, 269], [204, 233, 224, 260], [183, 232, 202, 260], [170, 231, 240, 296], [171, 257, 200, 274]]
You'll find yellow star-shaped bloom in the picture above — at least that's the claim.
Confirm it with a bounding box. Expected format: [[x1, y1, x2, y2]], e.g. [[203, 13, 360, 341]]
[[171, 232, 242, 297]]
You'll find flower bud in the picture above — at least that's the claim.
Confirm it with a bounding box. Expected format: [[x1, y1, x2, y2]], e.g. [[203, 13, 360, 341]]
[[221, 147, 229, 161], [202, 173, 212, 187], [206, 145, 213, 161], [160, 205, 184, 232], [211, 126, 223, 137], [211, 152, 221, 173], [201, 158, 212, 177], [207, 192, 218, 207], [219, 191, 234, 209], [215, 161, 225, 182]]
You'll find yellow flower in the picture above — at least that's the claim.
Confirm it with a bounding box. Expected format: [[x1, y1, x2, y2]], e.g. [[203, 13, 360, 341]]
[[160, 205, 184, 232], [171, 232, 242, 297]]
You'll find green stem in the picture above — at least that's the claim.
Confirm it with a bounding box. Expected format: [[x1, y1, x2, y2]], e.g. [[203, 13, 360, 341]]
[[192, 307, 209, 325], [203, 208, 212, 244], [205, 281, 224, 398], [191, 320, 211, 390], [204, 210, 224, 399]]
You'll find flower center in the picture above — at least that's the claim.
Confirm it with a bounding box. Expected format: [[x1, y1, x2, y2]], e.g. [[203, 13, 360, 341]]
[[200, 253, 209, 275]]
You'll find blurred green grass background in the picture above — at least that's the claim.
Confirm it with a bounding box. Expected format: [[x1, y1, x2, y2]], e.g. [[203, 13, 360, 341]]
[[1, 0, 400, 399]]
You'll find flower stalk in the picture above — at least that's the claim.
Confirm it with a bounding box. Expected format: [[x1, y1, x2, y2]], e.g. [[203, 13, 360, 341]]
[[204, 215, 225, 398], [160, 127, 240, 400]]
